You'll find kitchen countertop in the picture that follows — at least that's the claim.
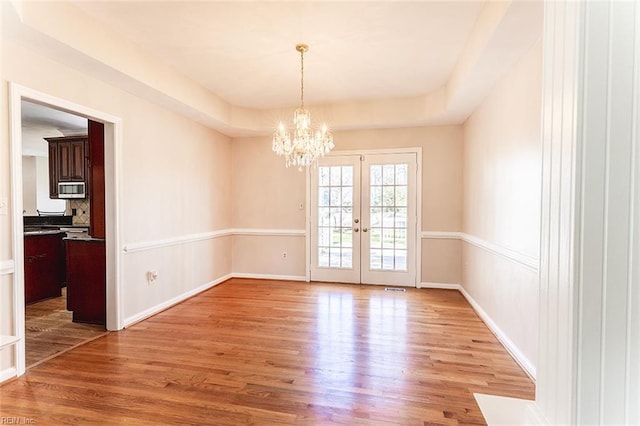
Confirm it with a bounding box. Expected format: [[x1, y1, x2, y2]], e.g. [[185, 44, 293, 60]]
[[25, 224, 89, 229], [24, 230, 66, 237], [63, 236, 105, 242]]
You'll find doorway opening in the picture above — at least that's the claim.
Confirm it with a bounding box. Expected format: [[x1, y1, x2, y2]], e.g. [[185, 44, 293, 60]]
[[9, 83, 123, 377], [21, 101, 107, 368]]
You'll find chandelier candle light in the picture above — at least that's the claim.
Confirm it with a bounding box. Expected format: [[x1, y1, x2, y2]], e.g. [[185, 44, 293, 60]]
[[272, 44, 334, 169]]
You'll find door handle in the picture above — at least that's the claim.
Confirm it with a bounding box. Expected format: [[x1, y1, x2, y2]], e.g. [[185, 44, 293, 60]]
[[354, 219, 359, 224], [354, 228, 359, 232], [362, 228, 368, 232]]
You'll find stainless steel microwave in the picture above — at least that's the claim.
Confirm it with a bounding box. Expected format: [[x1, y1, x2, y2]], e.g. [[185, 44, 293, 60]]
[[58, 182, 86, 199]]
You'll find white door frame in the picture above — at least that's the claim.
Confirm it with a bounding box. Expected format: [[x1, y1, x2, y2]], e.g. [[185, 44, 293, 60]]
[[305, 147, 422, 286], [9, 83, 124, 377]]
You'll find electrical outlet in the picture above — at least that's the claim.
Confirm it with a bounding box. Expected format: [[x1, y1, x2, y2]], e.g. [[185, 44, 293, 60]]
[[282, 252, 287, 260], [0, 197, 7, 216], [298, 202, 304, 210], [147, 270, 158, 284]]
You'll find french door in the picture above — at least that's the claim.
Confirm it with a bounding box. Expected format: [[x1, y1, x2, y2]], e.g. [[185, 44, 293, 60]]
[[310, 152, 417, 286]]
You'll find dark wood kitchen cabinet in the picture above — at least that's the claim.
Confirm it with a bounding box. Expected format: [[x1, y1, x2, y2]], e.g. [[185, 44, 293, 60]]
[[65, 239, 105, 325], [88, 120, 105, 238], [24, 232, 64, 304], [46, 135, 88, 198]]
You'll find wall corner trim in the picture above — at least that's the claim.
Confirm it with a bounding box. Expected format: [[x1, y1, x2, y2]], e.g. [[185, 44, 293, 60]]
[[459, 286, 537, 380], [0, 259, 15, 276]]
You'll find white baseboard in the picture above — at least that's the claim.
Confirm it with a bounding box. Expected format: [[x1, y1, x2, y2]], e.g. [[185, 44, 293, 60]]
[[232, 273, 307, 282], [0, 367, 17, 384], [123, 273, 233, 327], [418, 282, 462, 290], [459, 286, 536, 380]]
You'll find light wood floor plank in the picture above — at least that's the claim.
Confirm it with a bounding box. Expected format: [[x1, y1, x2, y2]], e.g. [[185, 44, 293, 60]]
[[1, 278, 534, 424]]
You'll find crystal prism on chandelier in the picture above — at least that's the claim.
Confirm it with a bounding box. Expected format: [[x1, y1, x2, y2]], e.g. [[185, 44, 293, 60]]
[[272, 44, 334, 169]]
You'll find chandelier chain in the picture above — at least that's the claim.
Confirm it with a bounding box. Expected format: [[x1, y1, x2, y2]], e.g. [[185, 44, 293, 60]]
[[300, 47, 304, 108]]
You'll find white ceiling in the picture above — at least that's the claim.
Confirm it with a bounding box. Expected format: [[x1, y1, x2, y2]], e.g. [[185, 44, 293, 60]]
[[73, 1, 485, 109], [21, 101, 87, 156], [6, 1, 543, 136]]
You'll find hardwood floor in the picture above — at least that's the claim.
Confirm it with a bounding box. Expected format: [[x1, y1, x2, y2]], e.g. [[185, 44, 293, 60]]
[[1, 278, 534, 424], [25, 288, 107, 367]]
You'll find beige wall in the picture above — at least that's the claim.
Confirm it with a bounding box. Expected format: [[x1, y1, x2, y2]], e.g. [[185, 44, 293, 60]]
[[232, 137, 306, 230], [462, 40, 542, 375], [231, 126, 463, 283], [231, 136, 307, 278], [0, 31, 233, 373], [21, 156, 37, 215]]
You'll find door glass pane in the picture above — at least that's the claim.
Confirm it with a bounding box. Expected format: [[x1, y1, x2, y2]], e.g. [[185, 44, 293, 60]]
[[383, 187, 395, 206], [395, 187, 407, 207], [342, 166, 353, 185], [319, 167, 330, 186], [319, 207, 330, 226], [342, 187, 353, 206], [395, 164, 408, 185], [371, 187, 382, 207], [330, 188, 341, 206], [341, 208, 353, 227], [383, 165, 395, 185], [319, 248, 329, 267], [368, 163, 409, 272], [317, 165, 355, 269], [370, 208, 382, 227], [318, 187, 330, 206], [371, 165, 382, 185], [330, 167, 341, 185]]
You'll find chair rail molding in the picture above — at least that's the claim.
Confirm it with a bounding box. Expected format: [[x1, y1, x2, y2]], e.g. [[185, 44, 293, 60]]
[[421, 231, 539, 272], [0, 260, 14, 276], [461, 233, 539, 272], [231, 228, 306, 237], [123, 229, 233, 254]]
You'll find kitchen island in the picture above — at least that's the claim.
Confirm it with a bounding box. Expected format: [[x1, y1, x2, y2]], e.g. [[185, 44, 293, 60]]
[[65, 237, 106, 325], [24, 230, 65, 304]]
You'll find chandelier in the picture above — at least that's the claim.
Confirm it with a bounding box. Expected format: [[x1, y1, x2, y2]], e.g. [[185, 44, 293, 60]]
[[272, 44, 334, 169]]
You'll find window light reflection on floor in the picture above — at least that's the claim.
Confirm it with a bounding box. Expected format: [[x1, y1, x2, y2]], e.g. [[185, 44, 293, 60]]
[[313, 290, 409, 409]]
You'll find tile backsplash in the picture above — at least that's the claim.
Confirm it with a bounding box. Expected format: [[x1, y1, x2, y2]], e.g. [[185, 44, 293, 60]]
[[69, 199, 90, 226]]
